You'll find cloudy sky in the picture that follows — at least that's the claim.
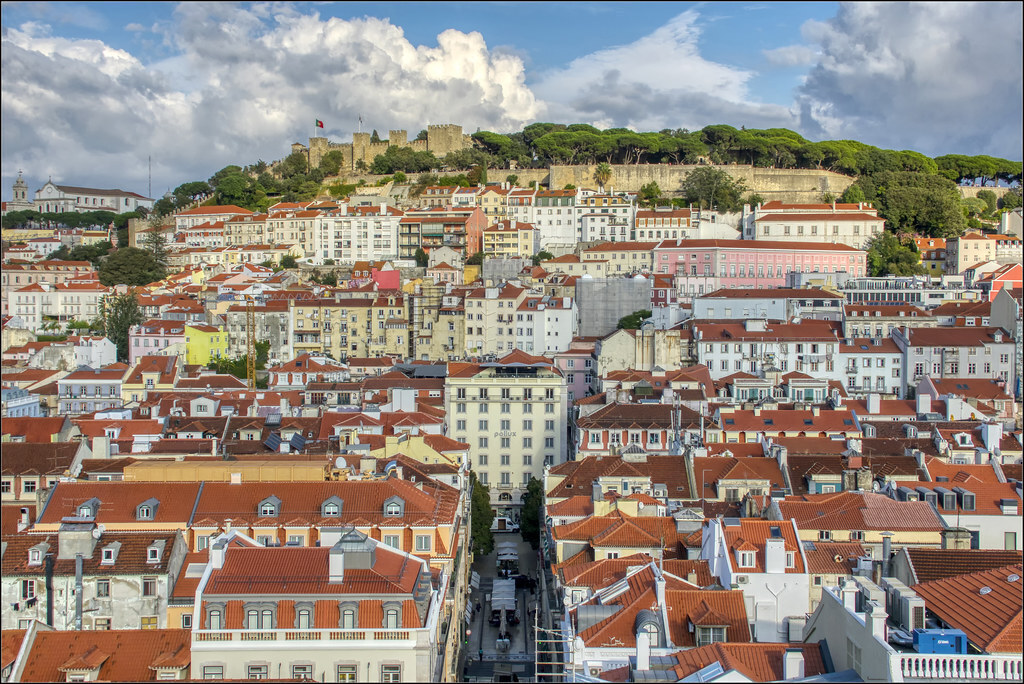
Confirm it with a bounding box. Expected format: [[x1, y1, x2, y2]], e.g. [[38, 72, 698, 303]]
[[2, 1, 1021, 202]]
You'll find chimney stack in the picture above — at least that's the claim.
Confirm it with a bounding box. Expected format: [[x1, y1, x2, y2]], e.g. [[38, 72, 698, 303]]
[[783, 649, 805, 681], [329, 541, 345, 583]]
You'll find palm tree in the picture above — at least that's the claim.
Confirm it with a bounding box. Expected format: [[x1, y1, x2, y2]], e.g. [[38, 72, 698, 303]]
[[594, 162, 612, 192]]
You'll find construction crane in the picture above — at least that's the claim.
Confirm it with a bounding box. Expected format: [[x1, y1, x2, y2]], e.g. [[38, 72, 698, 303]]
[[246, 296, 257, 390]]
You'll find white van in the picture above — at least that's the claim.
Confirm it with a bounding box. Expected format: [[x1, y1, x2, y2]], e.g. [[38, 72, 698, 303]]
[[490, 517, 520, 532]]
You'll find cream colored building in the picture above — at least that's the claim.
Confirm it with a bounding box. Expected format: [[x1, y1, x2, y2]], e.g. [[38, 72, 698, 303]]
[[944, 231, 1023, 274], [482, 219, 537, 259], [223, 213, 269, 247], [288, 294, 410, 361], [446, 351, 568, 514], [581, 241, 658, 274]]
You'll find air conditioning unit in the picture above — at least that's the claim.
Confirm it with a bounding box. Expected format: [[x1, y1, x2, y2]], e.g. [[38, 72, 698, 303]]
[[900, 595, 926, 632], [736, 575, 749, 584]]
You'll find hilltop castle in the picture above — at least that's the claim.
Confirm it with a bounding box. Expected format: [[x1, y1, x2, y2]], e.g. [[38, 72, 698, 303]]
[[292, 124, 472, 171]]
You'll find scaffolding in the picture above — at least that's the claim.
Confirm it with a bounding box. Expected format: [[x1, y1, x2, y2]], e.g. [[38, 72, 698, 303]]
[[535, 619, 570, 682], [575, 277, 653, 337]]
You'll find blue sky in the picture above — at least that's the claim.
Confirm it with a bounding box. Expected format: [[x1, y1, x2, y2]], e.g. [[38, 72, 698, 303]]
[[2, 2, 1021, 200]]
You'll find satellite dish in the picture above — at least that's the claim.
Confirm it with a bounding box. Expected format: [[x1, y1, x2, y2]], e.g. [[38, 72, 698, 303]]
[[563, 596, 572, 607], [573, 637, 585, 653], [92, 523, 106, 539]]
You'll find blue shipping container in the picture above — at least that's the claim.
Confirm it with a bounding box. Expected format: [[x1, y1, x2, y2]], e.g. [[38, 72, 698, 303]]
[[912, 628, 968, 654]]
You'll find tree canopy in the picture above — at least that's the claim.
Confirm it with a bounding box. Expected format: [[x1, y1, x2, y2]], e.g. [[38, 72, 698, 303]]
[[680, 167, 748, 212], [470, 472, 495, 556], [98, 247, 166, 286], [617, 309, 652, 330], [865, 232, 927, 277], [100, 293, 143, 362]]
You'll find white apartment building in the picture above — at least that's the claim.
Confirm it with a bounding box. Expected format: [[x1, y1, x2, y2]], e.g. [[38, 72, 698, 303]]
[[693, 319, 842, 381], [314, 204, 403, 264], [894, 326, 1017, 390], [838, 337, 905, 397], [445, 351, 568, 514], [742, 201, 885, 249], [515, 295, 578, 354]]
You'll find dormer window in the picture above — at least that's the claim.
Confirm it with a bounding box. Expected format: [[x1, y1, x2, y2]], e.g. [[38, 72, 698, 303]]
[[258, 495, 281, 517], [77, 497, 101, 519], [321, 496, 343, 518], [383, 495, 404, 517], [738, 551, 755, 568], [696, 626, 727, 647], [101, 541, 121, 565], [136, 498, 159, 521], [147, 540, 166, 563], [786, 551, 795, 568], [28, 546, 44, 566]]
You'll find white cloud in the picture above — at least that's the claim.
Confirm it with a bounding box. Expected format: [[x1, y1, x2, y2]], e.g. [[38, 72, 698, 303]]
[[796, 1, 1023, 157], [762, 44, 818, 67], [124, 22, 147, 32], [531, 10, 797, 132], [1, 4, 540, 195]]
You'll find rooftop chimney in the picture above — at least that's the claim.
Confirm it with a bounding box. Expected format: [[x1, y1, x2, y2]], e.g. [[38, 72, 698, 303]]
[[783, 649, 805, 681], [916, 393, 931, 416], [636, 631, 651, 672], [329, 541, 345, 582], [866, 393, 881, 415]]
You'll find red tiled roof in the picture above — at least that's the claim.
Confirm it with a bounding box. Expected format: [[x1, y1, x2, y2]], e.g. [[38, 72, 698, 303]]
[[16, 629, 190, 681], [802, 542, 866, 575], [913, 564, 1023, 653], [0, 442, 81, 476], [667, 642, 827, 682], [204, 544, 422, 598], [36, 481, 203, 527], [777, 492, 945, 532], [904, 548, 1024, 584]]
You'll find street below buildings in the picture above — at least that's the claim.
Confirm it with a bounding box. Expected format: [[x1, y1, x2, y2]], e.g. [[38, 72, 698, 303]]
[[460, 534, 538, 682]]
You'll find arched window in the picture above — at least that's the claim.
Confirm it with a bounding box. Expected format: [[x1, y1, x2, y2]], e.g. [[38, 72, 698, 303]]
[[297, 609, 312, 629], [384, 609, 399, 629], [385, 502, 401, 517], [208, 609, 222, 630], [498, 492, 513, 502], [78, 505, 94, 518], [137, 505, 151, 519], [323, 502, 340, 516], [246, 609, 260, 629], [260, 502, 277, 516], [342, 609, 356, 629], [262, 609, 273, 628]]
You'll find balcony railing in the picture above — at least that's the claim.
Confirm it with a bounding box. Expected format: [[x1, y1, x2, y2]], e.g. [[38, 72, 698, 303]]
[[193, 628, 414, 644], [899, 653, 1022, 681]]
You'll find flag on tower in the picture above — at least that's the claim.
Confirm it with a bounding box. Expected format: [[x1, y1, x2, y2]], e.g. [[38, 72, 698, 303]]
[[315, 119, 324, 128]]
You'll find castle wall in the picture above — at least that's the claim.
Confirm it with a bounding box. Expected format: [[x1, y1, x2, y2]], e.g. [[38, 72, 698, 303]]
[[547, 164, 856, 203]]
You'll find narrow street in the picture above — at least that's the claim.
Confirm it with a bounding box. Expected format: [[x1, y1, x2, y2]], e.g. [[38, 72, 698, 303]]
[[460, 534, 538, 682]]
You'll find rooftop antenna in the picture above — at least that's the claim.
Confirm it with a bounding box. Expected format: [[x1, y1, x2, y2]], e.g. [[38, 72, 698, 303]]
[[148, 155, 152, 199]]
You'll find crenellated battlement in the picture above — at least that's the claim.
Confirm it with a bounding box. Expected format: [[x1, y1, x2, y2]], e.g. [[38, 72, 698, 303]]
[[290, 123, 470, 172]]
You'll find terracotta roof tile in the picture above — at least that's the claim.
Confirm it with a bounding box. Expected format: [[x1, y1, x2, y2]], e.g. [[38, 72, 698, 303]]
[[16, 629, 190, 681], [0, 442, 81, 476], [913, 564, 1023, 653], [36, 481, 202, 528], [905, 548, 1024, 584], [777, 491, 944, 532], [667, 642, 826, 682]]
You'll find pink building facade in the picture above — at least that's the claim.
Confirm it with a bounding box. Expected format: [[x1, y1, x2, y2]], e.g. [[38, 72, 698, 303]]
[[128, 319, 186, 364], [652, 239, 866, 301]]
